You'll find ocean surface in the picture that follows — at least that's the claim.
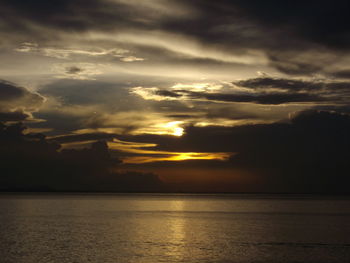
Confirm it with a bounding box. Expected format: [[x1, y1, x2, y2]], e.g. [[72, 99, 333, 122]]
[[0, 194, 349, 263]]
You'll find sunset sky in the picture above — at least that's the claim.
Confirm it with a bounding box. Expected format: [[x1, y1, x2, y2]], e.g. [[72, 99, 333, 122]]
[[1, 0, 350, 192]]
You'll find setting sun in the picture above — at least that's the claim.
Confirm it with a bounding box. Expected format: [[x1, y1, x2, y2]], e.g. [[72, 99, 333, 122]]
[[173, 127, 184, 136]]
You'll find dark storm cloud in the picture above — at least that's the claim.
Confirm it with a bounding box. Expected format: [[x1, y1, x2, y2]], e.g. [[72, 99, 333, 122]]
[[233, 77, 350, 103], [142, 77, 350, 105], [182, 0, 350, 49], [0, 80, 45, 121], [122, 110, 350, 193], [188, 91, 324, 105], [2, 0, 349, 75], [0, 122, 164, 192], [235, 77, 323, 92], [330, 70, 350, 79], [267, 54, 327, 76], [0, 0, 150, 34], [0, 80, 44, 108], [0, 110, 30, 122], [161, 0, 350, 75], [205, 106, 257, 120], [230, 1, 350, 49], [33, 111, 87, 135]]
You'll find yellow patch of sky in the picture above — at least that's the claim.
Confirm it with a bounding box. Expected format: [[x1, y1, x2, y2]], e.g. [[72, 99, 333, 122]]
[[133, 121, 184, 136], [108, 139, 232, 164], [130, 82, 224, 102], [171, 82, 223, 92]]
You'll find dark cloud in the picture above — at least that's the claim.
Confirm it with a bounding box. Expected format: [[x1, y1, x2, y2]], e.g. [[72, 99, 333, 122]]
[[160, 0, 350, 75], [312, 105, 350, 115], [330, 70, 350, 79], [235, 77, 323, 92], [230, 1, 350, 49], [49, 132, 117, 144], [2, 0, 349, 76], [144, 77, 350, 105], [185, 0, 350, 49], [0, 122, 164, 192], [32, 80, 147, 134], [39, 79, 138, 107], [122, 110, 350, 193], [234, 77, 350, 104], [155, 89, 182, 98], [65, 66, 83, 75], [166, 114, 194, 119], [205, 106, 257, 120], [0, 80, 44, 108], [235, 77, 350, 95], [33, 111, 87, 135], [268, 54, 326, 75], [2, 109, 350, 193], [0, 80, 45, 121], [0, 0, 150, 35], [2, 1, 350, 194], [0, 110, 30, 122], [189, 91, 324, 105]]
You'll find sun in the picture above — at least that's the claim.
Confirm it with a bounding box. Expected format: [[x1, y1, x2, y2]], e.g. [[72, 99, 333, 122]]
[[173, 127, 184, 137]]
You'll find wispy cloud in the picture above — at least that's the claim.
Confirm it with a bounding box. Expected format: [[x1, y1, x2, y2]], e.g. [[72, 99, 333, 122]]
[[131, 78, 350, 105], [15, 42, 145, 63]]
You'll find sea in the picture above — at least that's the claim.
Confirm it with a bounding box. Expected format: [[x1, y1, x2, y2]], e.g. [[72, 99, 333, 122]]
[[0, 194, 349, 263]]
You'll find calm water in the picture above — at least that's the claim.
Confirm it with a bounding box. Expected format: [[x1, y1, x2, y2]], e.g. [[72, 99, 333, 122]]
[[0, 194, 350, 263]]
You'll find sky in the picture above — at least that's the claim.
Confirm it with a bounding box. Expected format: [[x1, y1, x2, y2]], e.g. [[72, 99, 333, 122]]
[[1, 0, 350, 193]]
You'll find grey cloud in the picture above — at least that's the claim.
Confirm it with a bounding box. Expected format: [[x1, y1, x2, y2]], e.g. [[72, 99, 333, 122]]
[[39, 79, 137, 108], [330, 70, 350, 79], [0, 80, 45, 121], [189, 91, 325, 105], [155, 89, 182, 98], [234, 77, 323, 92], [205, 106, 257, 120], [0, 122, 164, 192], [140, 77, 350, 105], [0, 0, 190, 45], [2, 0, 350, 76], [49, 132, 118, 144], [122, 110, 350, 193], [0, 110, 30, 122], [182, 0, 350, 49], [0, 0, 147, 33], [65, 66, 83, 75], [160, 1, 350, 75], [0, 80, 44, 108], [268, 55, 325, 76], [234, 77, 350, 102], [199, 77, 350, 104]]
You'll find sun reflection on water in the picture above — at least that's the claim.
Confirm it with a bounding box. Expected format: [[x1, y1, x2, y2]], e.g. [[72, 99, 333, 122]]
[[164, 200, 186, 260]]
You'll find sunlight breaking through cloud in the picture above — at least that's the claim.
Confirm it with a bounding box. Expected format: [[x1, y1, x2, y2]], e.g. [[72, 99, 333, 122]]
[[134, 121, 185, 136], [108, 139, 232, 164]]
